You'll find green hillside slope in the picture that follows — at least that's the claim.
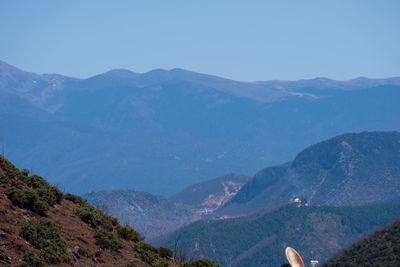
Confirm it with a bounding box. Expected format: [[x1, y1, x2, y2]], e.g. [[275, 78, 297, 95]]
[[220, 131, 400, 216], [164, 203, 400, 267], [323, 219, 400, 266], [0, 155, 219, 267]]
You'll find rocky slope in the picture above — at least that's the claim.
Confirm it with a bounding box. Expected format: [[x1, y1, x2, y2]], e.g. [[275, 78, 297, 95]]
[[0, 155, 219, 266], [169, 173, 250, 210]]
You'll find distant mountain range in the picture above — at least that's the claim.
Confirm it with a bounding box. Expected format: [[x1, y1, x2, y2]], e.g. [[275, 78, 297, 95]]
[[1, 60, 400, 195]]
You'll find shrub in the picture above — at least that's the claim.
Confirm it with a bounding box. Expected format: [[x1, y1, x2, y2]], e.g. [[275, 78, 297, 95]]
[[21, 168, 30, 176], [5, 186, 26, 207], [77, 247, 93, 257], [181, 259, 221, 267], [0, 155, 19, 178], [117, 225, 143, 242], [5, 187, 49, 215], [76, 205, 112, 230], [24, 190, 49, 216], [106, 215, 119, 226], [65, 193, 87, 206], [76, 205, 113, 231], [51, 186, 63, 204], [41, 239, 72, 264], [94, 230, 123, 251], [37, 187, 58, 206], [154, 258, 169, 267], [23, 174, 63, 206], [119, 263, 137, 267], [21, 221, 61, 249], [158, 247, 173, 259], [22, 250, 45, 267], [134, 243, 159, 265], [0, 171, 9, 184], [23, 175, 49, 189], [20, 221, 71, 264]]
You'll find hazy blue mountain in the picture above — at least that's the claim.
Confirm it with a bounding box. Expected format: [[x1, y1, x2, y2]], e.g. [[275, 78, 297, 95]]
[[83, 173, 250, 240], [83, 189, 199, 240], [1, 60, 400, 195], [163, 203, 400, 267], [169, 173, 250, 209], [219, 131, 400, 216]]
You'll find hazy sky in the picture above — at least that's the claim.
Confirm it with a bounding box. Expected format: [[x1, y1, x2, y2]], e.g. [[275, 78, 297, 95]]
[[0, 0, 399, 81]]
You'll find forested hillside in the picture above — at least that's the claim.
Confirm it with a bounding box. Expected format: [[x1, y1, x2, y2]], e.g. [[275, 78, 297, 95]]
[[220, 131, 400, 216], [164, 203, 400, 267], [323, 219, 400, 266]]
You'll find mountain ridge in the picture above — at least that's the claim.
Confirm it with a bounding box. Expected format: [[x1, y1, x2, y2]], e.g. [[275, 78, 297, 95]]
[[2, 60, 400, 196], [219, 131, 400, 216]]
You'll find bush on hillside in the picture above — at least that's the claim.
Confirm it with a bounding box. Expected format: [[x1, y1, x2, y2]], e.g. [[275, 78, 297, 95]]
[[0, 155, 20, 179], [154, 258, 169, 267], [5, 187, 49, 216], [181, 259, 221, 267], [5, 186, 26, 207], [77, 247, 93, 258], [23, 174, 49, 189], [76, 205, 114, 231], [134, 243, 159, 265], [23, 190, 49, 216], [22, 250, 45, 267], [107, 214, 119, 226], [20, 221, 71, 264], [37, 186, 62, 206], [94, 230, 123, 251], [117, 225, 143, 242], [158, 247, 173, 259], [23, 175, 63, 206], [0, 170, 9, 184], [65, 193, 87, 206], [119, 263, 137, 267]]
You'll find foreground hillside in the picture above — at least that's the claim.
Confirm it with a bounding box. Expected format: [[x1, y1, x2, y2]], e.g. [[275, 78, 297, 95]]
[[84, 174, 250, 239], [2, 60, 400, 196], [220, 131, 400, 216], [323, 219, 400, 266], [0, 155, 219, 267], [164, 203, 400, 267]]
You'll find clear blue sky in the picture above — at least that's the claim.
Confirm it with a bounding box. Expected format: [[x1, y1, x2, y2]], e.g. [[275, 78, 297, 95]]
[[0, 0, 399, 81]]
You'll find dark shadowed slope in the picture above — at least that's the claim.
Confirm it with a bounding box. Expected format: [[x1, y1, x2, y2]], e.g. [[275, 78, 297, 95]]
[[323, 219, 400, 266]]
